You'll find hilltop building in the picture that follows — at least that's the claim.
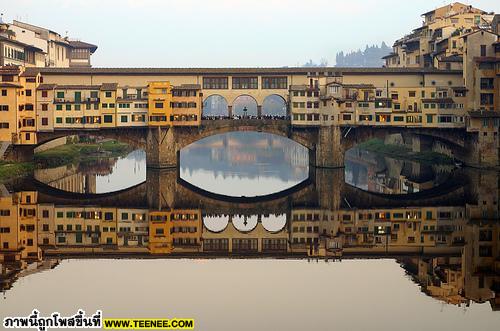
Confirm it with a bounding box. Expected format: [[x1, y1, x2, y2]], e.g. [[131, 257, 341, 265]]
[[0, 19, 97, 68]]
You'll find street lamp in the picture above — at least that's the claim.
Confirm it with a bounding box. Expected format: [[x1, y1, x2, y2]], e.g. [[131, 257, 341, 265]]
[[243, 106, 248, 118]]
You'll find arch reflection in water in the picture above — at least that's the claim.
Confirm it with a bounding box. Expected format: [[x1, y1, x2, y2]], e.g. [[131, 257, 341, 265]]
[[179, 132, 309, 197], [203, 215, 230, 233], [1, 168, 500, 318], [345, 147, 454, 195], [34, 149, 146, 194], [202, 214, 286, 234]]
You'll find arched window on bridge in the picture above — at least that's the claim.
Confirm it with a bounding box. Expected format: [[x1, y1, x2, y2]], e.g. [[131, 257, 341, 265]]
[[232, 95, 258, 118], [262, 95, 287, 117], [203, 95, 229, 118]]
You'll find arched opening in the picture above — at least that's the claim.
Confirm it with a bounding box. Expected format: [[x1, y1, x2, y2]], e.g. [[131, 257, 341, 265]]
[[33, 134, 145, 194], [262, 95, 287, 118], [344, 134, 457, 196], [203, 215, 229, 233], [232, 215, 258, 232], [179, 131, 310, 197], [203, 95, 229, 118], [232, 95, 258, 118], [261, 214, 287, 232]]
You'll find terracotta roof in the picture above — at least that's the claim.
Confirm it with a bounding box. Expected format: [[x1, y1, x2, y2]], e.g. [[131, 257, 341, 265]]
[[0, 36, 44, 53], [0, 82, 22, 88], [341, 84, 375, 89], [0, 66, 20, 75], [440, 55, 463, 62], [460, 29, 499, 39], [20, 66, 463, 77], [37, 84, 57, 90], [422, 98, 455, 103], [468, 110, 500, 118], [173, 84, 201, 90], [68, 40, 98, 53], [473, 56, 500, 63], [290, 85, 307, 91], [325, 82, 375, 89], [100, 83, 118, 91], [55, 85, 101, 90], [382, 53, 398, 59]]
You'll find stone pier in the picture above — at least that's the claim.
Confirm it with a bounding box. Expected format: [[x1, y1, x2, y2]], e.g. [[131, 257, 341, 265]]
[[144, 120, 328, 169]]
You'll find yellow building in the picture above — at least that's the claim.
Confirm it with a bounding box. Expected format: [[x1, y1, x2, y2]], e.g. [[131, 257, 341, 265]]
[[36, 84, 56, 132], [100, 83, 118, 128], [170, 85, 202, 126], [0, 70, 21, 143], [148, 211, 173, 254], [116, 86, 148, 127], [1, 19, 97, 68], [147, 82, 172, 126]]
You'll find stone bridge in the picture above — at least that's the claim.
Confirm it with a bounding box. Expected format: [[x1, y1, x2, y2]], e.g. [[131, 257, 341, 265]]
[[6, 120, 484, 168]]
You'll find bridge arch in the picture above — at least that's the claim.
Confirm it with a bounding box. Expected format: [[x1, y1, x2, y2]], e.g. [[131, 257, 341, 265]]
[[262, 94, 287, 117], [35, 128, 147, 151], [202, 94, 229, 118], [231, 95, 258, 117], [341, 127, 468, 164], [178, 120, 316, 151]]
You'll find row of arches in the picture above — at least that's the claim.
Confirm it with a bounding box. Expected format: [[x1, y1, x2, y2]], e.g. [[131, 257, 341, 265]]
[[203, 94, 287, 117], [203, 214, 287, 233]]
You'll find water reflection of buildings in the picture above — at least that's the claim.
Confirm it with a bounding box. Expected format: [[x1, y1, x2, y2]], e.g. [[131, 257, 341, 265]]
[[0, 190, 498, 310], [180, 132, 309, 181], [1, 164, 499, 310], [345, 148, 453, 195], [33, 158, 119, 194]]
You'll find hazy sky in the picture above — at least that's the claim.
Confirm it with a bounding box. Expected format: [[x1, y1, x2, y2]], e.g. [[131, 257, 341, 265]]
[[2, 0, 499, 67]]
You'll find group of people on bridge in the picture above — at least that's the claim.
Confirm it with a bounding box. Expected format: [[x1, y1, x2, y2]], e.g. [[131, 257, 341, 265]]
[[202, 115, 290, 121]]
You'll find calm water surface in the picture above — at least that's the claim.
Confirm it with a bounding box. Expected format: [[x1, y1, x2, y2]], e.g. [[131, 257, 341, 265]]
[[180, 132, 309, 197], [1, 132, 499, 331], [34, 149, 146, 194]]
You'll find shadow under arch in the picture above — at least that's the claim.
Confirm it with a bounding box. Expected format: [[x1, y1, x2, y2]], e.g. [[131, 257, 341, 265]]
[[341, 127, 469, 165], [179, 119, 316, 152], [342, 169, 470, 208], [30, 176, 147, 200], [176, 172, 313, 204]]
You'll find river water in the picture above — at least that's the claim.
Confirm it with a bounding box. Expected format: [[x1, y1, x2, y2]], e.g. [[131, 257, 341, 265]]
[[1, 132, 499, 331]]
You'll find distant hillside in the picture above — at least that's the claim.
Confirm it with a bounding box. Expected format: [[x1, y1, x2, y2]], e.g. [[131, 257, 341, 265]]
[[335, 42, 392, 67]]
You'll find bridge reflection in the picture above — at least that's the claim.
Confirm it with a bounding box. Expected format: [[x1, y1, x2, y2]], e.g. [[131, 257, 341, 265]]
[[0, 169, 498, 310]]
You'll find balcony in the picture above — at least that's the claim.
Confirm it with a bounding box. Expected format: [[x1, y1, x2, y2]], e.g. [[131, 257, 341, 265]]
[[119, 94, 147, 101], [85, 97, 100, 103]]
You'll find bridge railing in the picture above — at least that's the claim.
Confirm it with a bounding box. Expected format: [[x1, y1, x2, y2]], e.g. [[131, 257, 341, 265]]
[[201, 115, 290, 121]]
